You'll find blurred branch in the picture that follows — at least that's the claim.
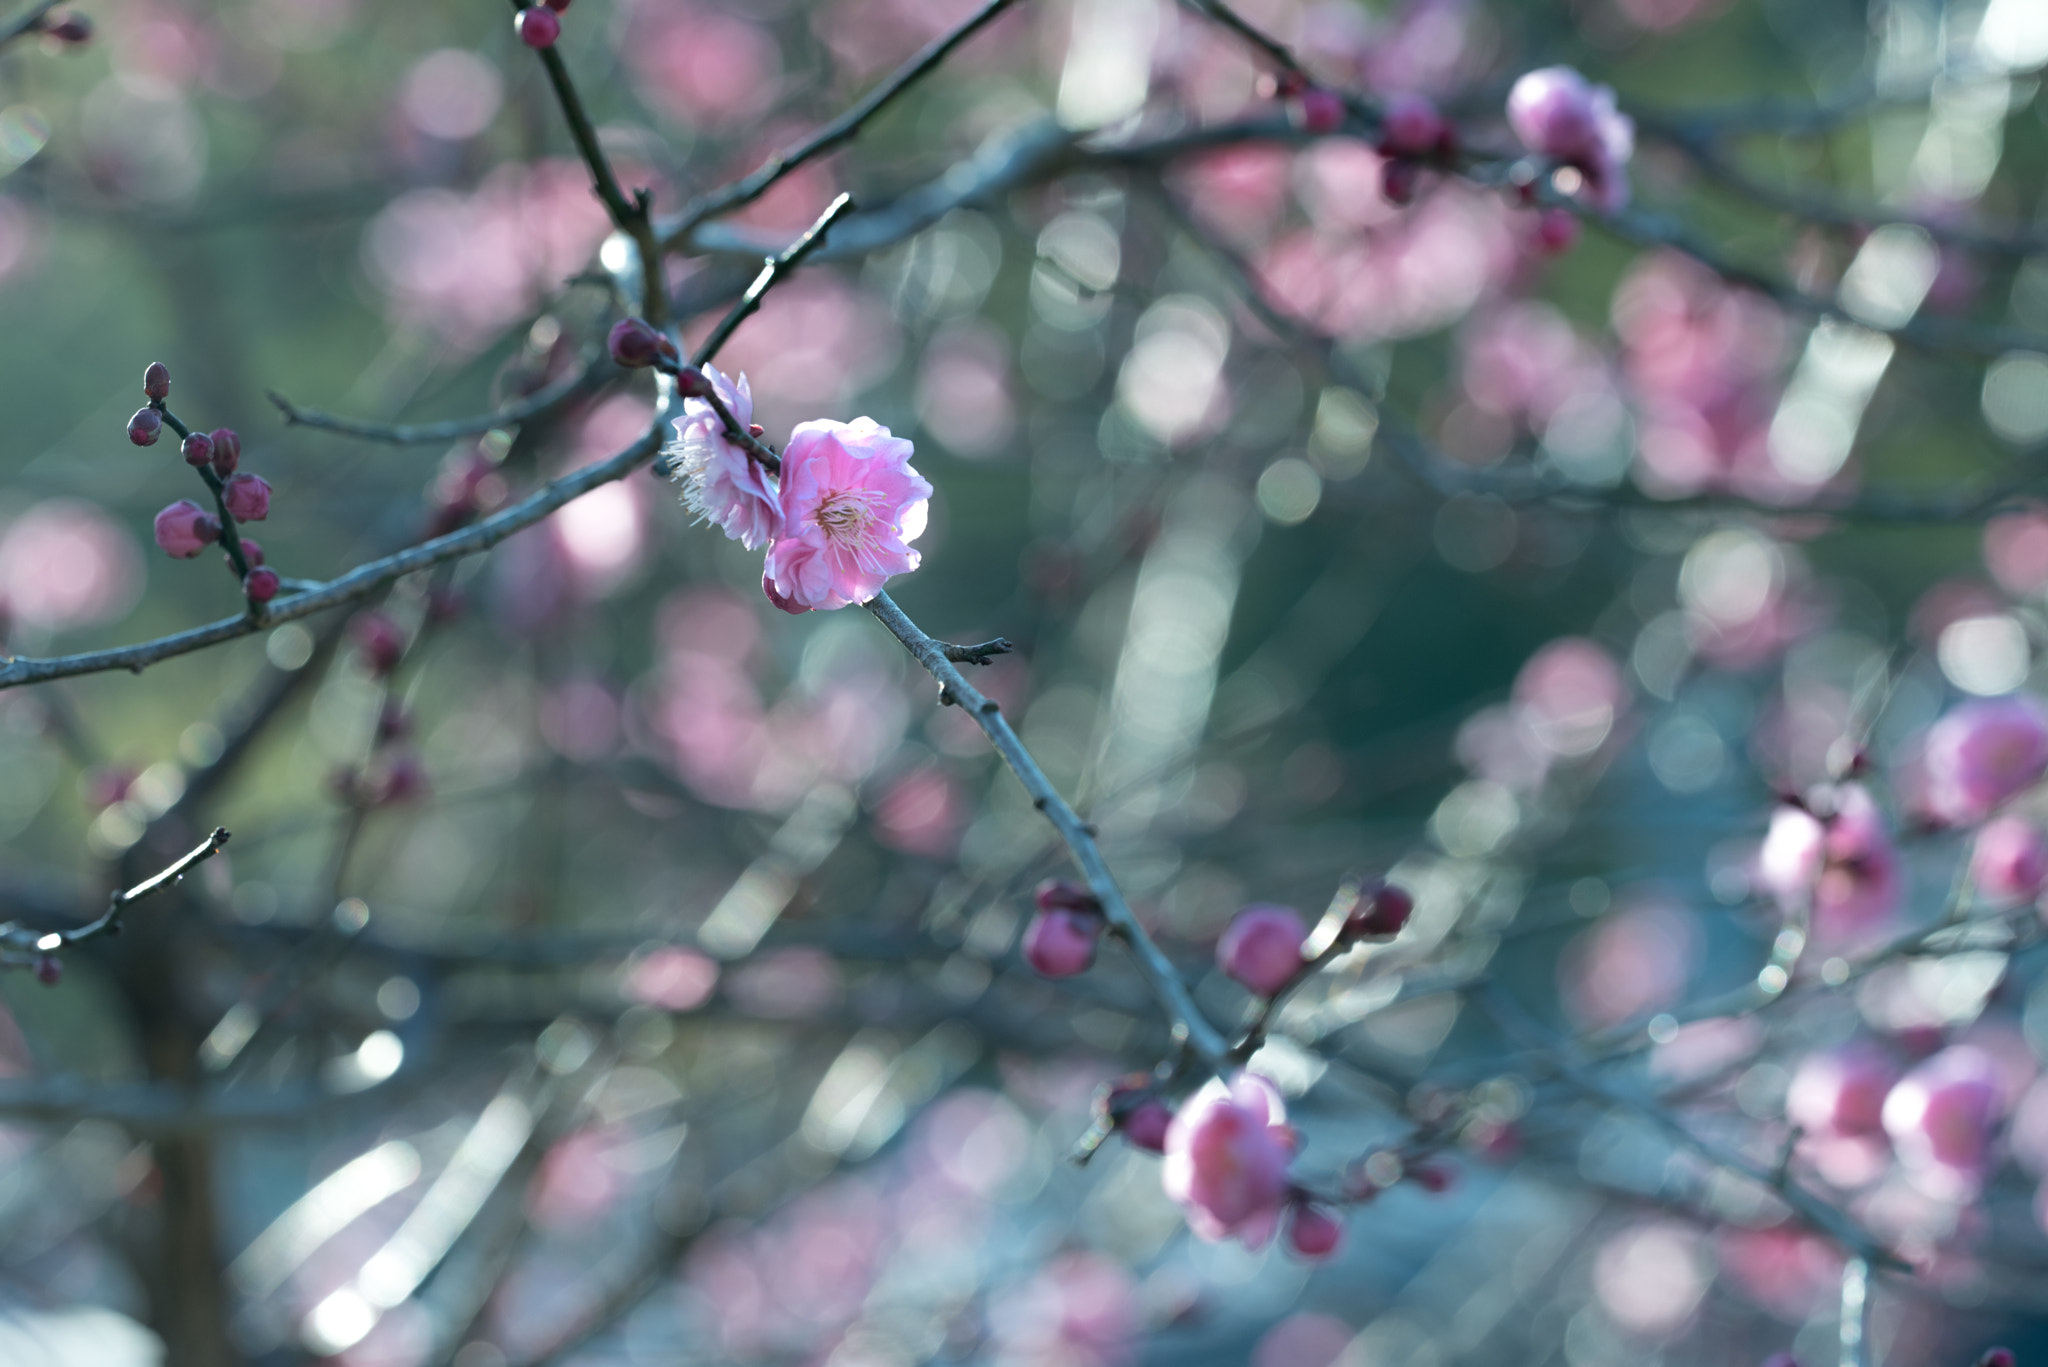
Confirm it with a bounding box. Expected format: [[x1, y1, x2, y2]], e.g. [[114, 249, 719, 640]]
[[658, 0, 1018, 252], [0, 0, 61, 49], [267, 355, 608, 446], [865, 591, 1233, 1070]]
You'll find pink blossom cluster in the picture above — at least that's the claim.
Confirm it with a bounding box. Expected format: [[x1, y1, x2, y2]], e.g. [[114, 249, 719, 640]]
[[1790, 1042, 2020, 1207], [1756, 782, 1900, 949], [662, 362, 933, 614]]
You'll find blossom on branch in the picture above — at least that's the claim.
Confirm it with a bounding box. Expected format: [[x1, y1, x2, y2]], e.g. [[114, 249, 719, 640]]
[[763, 418, 931, 611], [667, 364, 781, 551], [1162, 1072, 1297, 1247], [1506, 66, 1634, 213]]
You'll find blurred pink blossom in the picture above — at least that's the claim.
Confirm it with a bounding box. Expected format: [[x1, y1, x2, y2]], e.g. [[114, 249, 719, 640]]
[[0, 499, 142, 629], [618, 0, 781, 126], [1561, 897, 1697, 1028], [707, 274, 901, 415], [1216, 903, 1307, 996], [1971, 814, 2048, 907], [1162, 1071, 1296, 1246], [625, 946, 717, 1011], [1921, 695, 2048, 826], [1755, 784, 1900, 946], [916, 321, 1015, 458], [1513, 636, 1625, 759], [1984, 505, 2048, 597], [1506, 66, 1634, 212], [872, 766, 963, 857], [1883, 1045, 2006, 1199], [765, 418, 932, 611]]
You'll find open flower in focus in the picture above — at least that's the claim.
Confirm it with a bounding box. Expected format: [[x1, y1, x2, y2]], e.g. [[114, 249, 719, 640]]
[[1162, 1072, 1296, 1247], [667, 363, 781, 550], [764, 417, 931, 611]]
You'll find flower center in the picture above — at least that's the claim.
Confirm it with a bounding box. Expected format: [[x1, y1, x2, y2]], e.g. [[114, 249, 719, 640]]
[[816, 488, 881, 543]]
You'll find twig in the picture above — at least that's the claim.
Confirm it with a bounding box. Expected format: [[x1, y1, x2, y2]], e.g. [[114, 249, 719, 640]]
[[0, 0, 62, 49], [658, 0, 1018, 251], [864, 591, 1231, 1070], [691, 193, 858, 370], [941, 638, 1012, 665], [0, 828, 229, 962], [267, 357, 604, 445]]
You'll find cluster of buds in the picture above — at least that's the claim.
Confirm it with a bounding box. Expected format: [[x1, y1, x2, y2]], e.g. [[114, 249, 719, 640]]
[[514, 0, 572, 49], [1022, 878, 1105, 978], [329, 612, 428, 808], [135, 363, 279, 604], [1372, 94, 1458, 207]]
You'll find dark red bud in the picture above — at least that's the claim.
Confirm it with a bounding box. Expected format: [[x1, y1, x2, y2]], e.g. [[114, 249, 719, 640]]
[[142, 361, 170, 399], [607, 317, 663, 369], [243, 566, 280, 603], [180, 431, 213, 468], [1411, 1162, 1453, 1193], [1533, 209, 1579, 255], [1298, 88, 1344, 135], [1346, 881, 1414, 938], [376, 703, 411, 743], [127, 407, 162, 446], [232, 537, 264, 567], [34, 955, 61, 986], [1035, 878, 1102, 915], [1978, 1352, 2016, 1367], [1381, 159, 1420, 206], [44, 13, 92, 41], [208, 427, 240, 476], [673, 364, 714, 399], [515, 6, 560, 47], [351, 611, 405, 676], [748, 423, 765, 437], [762, 567, 811, 615], [543, 0, 571, 10]]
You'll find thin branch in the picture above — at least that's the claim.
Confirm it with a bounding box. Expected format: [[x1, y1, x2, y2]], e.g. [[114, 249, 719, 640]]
[[1175, 0, 1310, 81], [691, 193, 858, 369], [942, 638, 1013, 665], [0, 828, 229, 963], [658, 0, 1018, 251], [267, 356, 605, 446], [0, 0, 62, 49], [864, 592, 1232, 1071]]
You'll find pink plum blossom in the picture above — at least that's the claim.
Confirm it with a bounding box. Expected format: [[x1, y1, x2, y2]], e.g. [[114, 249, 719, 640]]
[[1162, 1072, 1296, 1246], [763, 417, 931, 611], [1972, 814, 2048, 907], [153, 500, 220, 558], [1506, 66, 1635, 212], [1921, 695, 2048, 826], [667, 363, 780, 550], [1755, 784, 1899, 945], [1883, 1045, 2006, 1197], [1216, 904, 1307, 996], [1022, 907, 1100, 978], [1787, 1042, 1897, 1141], [0, 500, 141, 629]]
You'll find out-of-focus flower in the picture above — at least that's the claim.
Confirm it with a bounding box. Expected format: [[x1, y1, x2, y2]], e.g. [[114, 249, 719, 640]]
[[1883, 1045, 2006, 1197], [1788, 1042, 1898, 1141], [1506, 66, 1634, 212], [1921, 695, 2048, 826], [1285, 1202, 1344, 1259], [764, 418, 930, 611], [1985, 504, 2048, 598], [0, 500, 141, 629], [1162, 1072, 1296, 1246], [1755, 783, 1900, 945], [619, 0, 782, 127], [152, 500, 220, 558], [667, 364, 779, 549], [1216, 904, 1307, 996], [1972, 814, 2048, 907], [1513, 636, 1625, 759], [1560, 897, 1697, 1028]]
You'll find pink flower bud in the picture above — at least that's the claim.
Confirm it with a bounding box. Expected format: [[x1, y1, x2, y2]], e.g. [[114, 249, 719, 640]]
[[1023, 906, 1100, 978], [1378, 94, 1442, 157], [1217, 904, 1306, 996], [127, 407, 162, 446], [223, 472, 271, 522], [351, 611, 405, 676], [180, 431, 213, 468], [1973, 814, 2048, 907], [673, 364, 714, 399], [761, 565, 812, 615], [1297, 88, 1344, 135], [1035, 878, 1101, 915], [515, 6, 560, 47], [33, 954, 61, 985], [607, 317, 663, 369], [1979, 1350, 2016, 1367], [234, 537, 264, 567], [1412, 1162, 1454, 1193], [142, 361, 170, 399], [153, 500, 220, 558], [243, 566, 280, 602], [1122, 1099, 1173, 1152], [1381, 159, 1420, 206], [1097, 1077, 1174, 1151], [208, 427, 240, 476], [1346, 881, 1414, 938], [1534, 209, 1580, 254], [1285, 1201, 1343, 1259]]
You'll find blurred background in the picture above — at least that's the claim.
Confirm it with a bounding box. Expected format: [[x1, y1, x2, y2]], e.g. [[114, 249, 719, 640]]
[[2, 0, 2048, 1363]]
